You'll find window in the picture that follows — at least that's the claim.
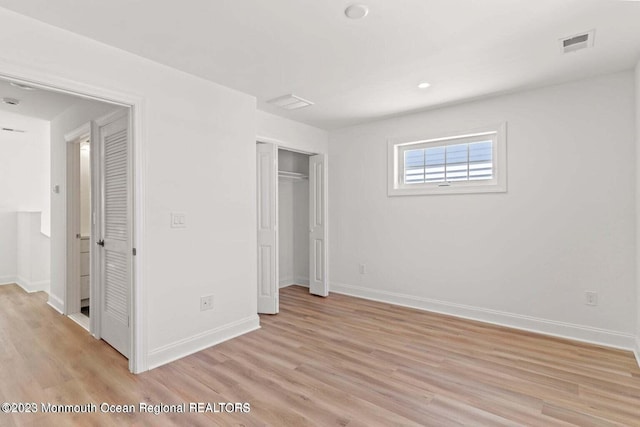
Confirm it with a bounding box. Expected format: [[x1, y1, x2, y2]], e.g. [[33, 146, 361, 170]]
[[388, 123, 507, 196]]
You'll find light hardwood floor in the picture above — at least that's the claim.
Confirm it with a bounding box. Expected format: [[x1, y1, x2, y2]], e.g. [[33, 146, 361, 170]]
[[1, 283, 639, 426]]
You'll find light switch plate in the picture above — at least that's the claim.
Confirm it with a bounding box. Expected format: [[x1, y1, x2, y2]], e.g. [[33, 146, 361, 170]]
[[171, 212, 187, 228]]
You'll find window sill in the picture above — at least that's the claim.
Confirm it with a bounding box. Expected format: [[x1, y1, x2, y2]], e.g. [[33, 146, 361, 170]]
[[388, 182, 507, 197]]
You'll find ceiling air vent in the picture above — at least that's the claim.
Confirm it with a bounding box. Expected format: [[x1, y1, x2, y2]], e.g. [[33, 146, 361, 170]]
[[1, 127, 26, 133], [267, 94, 314, 110], [560, 30, 595, 54]]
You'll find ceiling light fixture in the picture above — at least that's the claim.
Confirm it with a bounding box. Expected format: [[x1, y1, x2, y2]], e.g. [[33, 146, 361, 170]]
[[2, 97, 20, 106], [417, 82, 431, 89], [345, 4, 369, 20], [9, 82, 36, 91]]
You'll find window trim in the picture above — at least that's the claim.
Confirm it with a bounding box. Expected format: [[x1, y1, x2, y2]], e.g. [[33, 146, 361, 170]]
[[387, 123, 507, 196]]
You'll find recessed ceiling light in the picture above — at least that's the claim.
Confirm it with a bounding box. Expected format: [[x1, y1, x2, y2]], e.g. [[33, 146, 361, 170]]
[[2, 97, 20, 106], [10, 82, 36, 91], [417, 82, 431, 89], [345, 4, 369, 20]]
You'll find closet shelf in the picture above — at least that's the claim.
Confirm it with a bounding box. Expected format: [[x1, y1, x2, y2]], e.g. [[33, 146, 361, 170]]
[[278, 171, 308, 180]]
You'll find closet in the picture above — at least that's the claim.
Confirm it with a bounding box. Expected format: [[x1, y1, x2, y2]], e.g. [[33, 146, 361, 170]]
[[256, 141, 327, 314], [277, 149, 310, 288]]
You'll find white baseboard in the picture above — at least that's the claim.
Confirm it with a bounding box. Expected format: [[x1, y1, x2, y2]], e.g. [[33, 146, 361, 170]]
[[331, 282, 635, 351], [13, 276, 50, 293], [47, 294, 64, 314], [0, 276, 17, 286], [279, 277, 310, 288], [279, 276, 294, 288], [295, 277, 310, 286], [634, 337, 640, 368], [147, 315, 260, 370]]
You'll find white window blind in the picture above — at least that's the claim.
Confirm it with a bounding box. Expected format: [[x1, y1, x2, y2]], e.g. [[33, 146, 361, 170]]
[[403, 140, 493, 184], [388, 124, 507, 196]]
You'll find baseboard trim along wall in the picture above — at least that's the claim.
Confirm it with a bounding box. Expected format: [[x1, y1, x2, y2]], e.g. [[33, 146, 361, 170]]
[[279, 276, 294, 288], [47, 294, 64, 314], [147, 315, 261, 370], [295, 277, 310, 287], [634, 337, 640, 368], [279, 279, 310, 289], [15, 276, 50, 293], [0, 277, 50, 294], [0, 276, 17, 286], [331, 282, 636, 351]]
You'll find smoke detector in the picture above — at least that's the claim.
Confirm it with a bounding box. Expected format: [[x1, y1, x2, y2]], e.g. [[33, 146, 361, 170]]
[[560, 30, 595, 54], [2, 97, 20, 106], [345, 4, 369, 20], [267, 94, 314, 110]]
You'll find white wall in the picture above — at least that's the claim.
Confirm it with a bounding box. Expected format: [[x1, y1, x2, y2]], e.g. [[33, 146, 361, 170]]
[[0, 111, 49, 212], [293, 181, 310, 283], [330, 71, 636, 349], [257, 110, 328, 155], [0, 7, 258, 371], [278, 179, 295, 286], [0, 111, 49, 286], [0, 211, 16, 284], [16, 211, 50, 293]]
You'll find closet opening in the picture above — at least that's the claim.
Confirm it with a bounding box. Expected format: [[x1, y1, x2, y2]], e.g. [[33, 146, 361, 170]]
[[278, 149, 310, 289], [256, 142, 328, 314]]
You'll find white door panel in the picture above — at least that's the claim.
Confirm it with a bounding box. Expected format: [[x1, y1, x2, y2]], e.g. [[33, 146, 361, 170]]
[[97, 110, 131, 357], [257, 142, 279, 314], [309, 154, 328, 296]]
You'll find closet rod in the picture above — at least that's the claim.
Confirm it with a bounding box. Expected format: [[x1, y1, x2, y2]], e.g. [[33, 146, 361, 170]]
[[278, 170, 308, 180]]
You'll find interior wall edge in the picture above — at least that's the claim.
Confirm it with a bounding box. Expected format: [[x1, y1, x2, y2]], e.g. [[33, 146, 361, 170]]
[[146, 315, 261, 371], [0, 278, 17, 286], [331, 281, 636, 351], [47, 294, 64, 314]]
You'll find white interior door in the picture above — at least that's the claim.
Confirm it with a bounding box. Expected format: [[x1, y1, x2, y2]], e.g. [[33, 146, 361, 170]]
[[96, 110, 131, 357], [256, 142, 279, 314], [309, 154, 328, 296]]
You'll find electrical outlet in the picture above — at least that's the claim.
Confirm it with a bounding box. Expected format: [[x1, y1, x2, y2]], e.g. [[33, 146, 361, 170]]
[[200, 295, 213, 311], [585, 291, 598, 306], [359, 264, 366, 274]]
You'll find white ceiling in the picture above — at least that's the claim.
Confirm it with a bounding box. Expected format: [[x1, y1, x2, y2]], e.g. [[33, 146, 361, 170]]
[[1, 0, 639, 129], [0, 78, 82, 121]]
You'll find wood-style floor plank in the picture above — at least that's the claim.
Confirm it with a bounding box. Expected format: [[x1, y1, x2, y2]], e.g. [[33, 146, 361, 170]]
[[1, 283, 639, 426]]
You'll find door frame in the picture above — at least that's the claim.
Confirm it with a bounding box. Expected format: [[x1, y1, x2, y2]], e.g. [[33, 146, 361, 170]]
[[255, 136, 330, 311], [0, 59, 147, 373]]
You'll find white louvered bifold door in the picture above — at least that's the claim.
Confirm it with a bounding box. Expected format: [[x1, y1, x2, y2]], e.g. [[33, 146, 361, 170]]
[[309, 154, 328, 297], [98, 110, 131, 358]]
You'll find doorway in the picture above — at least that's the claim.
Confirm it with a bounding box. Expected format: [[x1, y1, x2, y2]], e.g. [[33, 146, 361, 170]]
[[66, 110, 133, 359], [66, 126, 92, 331], [0, 66, 142, 372], [256, 142, 328, 314]]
